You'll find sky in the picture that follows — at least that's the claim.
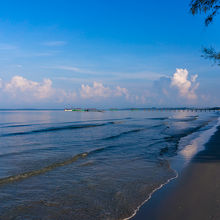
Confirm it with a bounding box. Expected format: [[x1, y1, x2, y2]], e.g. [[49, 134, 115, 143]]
[[0, 0, 219, 108]]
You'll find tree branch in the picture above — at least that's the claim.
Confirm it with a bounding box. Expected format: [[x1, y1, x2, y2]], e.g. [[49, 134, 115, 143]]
[[190, 0, 220, 26], [202, 47, 220, 65]]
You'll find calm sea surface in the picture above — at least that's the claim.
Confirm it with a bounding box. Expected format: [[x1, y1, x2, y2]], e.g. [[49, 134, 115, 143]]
[[0, 110, 219, 220]]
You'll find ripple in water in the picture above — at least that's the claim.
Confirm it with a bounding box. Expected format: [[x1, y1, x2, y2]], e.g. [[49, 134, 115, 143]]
[[0, 110, 218, 219]]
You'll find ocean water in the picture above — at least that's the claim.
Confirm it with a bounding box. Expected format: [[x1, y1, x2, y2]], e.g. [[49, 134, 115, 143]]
[[0, 110, 219, 220]]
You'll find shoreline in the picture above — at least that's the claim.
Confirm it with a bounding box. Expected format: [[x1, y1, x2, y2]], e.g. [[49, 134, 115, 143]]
[[131, 123, 220, 220], [123, 170, 178, 220]]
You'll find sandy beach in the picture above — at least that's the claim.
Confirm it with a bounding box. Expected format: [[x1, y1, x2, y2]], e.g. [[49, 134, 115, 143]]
[[132, 125, 220, 220]]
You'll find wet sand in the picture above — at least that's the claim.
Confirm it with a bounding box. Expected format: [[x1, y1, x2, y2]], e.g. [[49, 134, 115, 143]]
[[132, 126, 220, 220]]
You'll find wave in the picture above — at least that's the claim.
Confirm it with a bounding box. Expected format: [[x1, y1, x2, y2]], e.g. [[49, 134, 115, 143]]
[[147, 117, 169, 121], [1, 117, 215, 186], [0, 139, 166, 186], [158, 121, 212, 156], [0, 141, 170, 187], [0, 152, 89, 186], [102, 128, 145, 140], [145, 115, 198, 122], [0, 145, 57, 159], [164, 121, 211, 142], [160, 117, 219, 158], [0, 125, 162, 159], [1, 124, 36, 128], [0, 117, 130, 129], [102, 124, 166, 141], [169, 116, 198, 122], [0, 121, 117, 137], [0, 141, 127, 185]]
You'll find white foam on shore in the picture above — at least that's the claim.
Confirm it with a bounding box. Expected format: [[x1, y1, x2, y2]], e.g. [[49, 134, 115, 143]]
[[179, 116, 220, 162], [122, 169, 178, 220], [123, 115, 220, 220]]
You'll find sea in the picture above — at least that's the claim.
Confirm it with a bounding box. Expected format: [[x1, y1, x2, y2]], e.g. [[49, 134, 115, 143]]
[[0, 110, 219, 220]]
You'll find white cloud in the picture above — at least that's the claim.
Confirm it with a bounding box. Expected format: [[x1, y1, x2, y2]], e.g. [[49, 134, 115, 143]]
[[171, 68, 199, 100], [80, 81, 130, 100], [0, 68, 202, 107], [42, 41, 66, 46], [149, 68, 201, 106], [1, 76, 77, 104], [191, 74, 198, 82], [1, 76, 131, 105], [115, 86, 129, 100], [4, 76, 54, 99], [37, 79, 54, 99], [80, 82, 112, 98]]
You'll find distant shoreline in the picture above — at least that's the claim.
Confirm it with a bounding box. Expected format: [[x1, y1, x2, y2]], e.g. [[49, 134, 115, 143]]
[[0, 109, 63, 111], [1, 107, 220, 111]]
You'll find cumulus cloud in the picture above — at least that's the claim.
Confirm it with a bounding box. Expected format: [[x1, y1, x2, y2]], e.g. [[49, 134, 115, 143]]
[[80, 82, 111, 98], [150, 68, 200, 106], [4, 76, 54, 99], [80, 81, 130, 100], [0, 77, 131, 106], [1, 76, 76, 103], [115, 86, 130, 99], [171, 68, 199, 100], [0, 69, 202, 107]]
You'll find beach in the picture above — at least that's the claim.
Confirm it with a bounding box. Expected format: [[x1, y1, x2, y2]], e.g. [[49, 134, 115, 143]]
[[132, 125, 220, 220]]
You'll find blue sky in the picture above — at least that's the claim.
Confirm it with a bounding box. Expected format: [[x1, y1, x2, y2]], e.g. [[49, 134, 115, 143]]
[[0, 0, 219, 108]]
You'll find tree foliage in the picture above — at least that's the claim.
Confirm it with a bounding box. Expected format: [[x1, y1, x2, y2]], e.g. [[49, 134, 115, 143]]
[[190, 0, 220, 65], [190, 0, 220, 26], [202, 47, 220, 65]]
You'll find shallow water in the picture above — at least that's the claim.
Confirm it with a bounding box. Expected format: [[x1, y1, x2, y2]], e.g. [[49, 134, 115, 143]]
[[0, 110, 218, 220]]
